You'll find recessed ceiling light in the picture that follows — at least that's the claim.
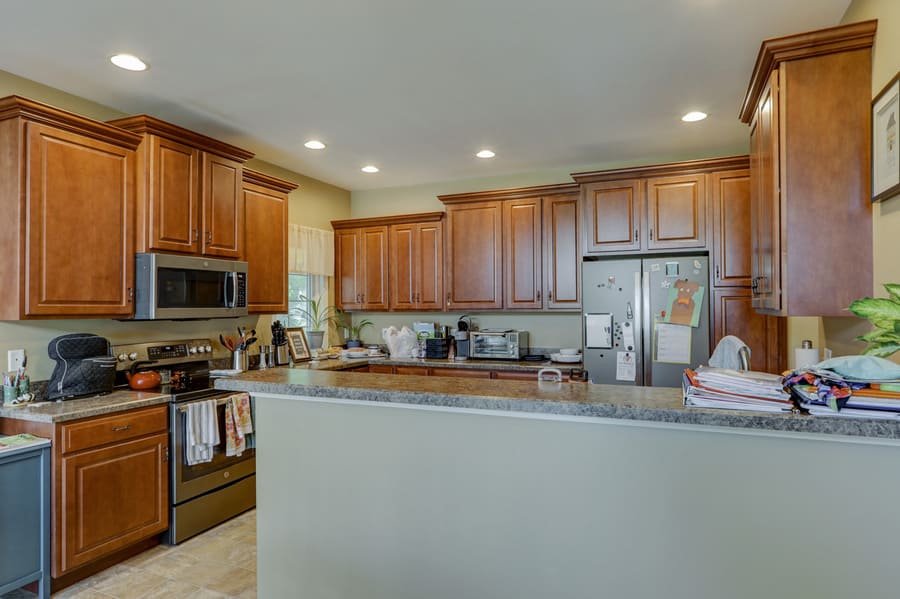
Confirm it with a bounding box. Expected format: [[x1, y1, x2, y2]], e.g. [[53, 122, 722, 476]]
[[304, 140, 326, 150], [110, 54, 147, 71], [361, 165, 379, 173], [681, 111, 708, 122], [476, 149, 496, 158]]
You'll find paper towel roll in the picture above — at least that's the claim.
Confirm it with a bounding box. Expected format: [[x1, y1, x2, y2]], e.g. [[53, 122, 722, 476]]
[[795, 348, 819, 370]]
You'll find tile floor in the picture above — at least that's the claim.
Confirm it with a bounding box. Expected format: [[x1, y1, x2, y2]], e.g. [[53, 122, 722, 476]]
[[2, 509, 256, 599]]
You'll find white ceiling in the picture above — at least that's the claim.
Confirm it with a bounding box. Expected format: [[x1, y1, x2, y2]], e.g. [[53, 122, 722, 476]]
[[0, 0, 851, 191]]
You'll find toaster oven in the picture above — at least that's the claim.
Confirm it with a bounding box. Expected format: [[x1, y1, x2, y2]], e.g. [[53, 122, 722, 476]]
[[469, 330, 529, 360]]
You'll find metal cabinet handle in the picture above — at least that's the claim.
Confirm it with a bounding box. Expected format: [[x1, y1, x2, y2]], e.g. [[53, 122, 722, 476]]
[[206, 231, 212, 243], [112, 425, 131, 432], [649, 228, 654, 241], [548, 290, 552, 301], [127, 287, 133, 303], [164, 446, 169, 462], [751, 277, 759, 293], [715, 265, 720, 279], [537, 290, 541, 302], [192, 228, 199, 242], [634, 228, 638, 242], [446, 292, 451, 307]]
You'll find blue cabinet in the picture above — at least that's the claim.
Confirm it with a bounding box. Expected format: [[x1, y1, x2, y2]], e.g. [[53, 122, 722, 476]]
[[0, 440, 50, 599]]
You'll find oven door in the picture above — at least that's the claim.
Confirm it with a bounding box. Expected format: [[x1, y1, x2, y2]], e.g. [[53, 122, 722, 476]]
[[471, 333, 515, 359], [171, 392, 256, 505]]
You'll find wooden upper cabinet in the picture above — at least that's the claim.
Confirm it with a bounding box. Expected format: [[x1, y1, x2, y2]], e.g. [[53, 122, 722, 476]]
[[503, 198, 542, 309], [444, 201, 503, 310], [107, 114, 254, 259], [360, 226, 389, 310], [645, 174, 706, 250], [0, 97, 143, 319], [389, 215, 444, 311], [582, 180, 641, 254], [711, 169, 752, 287], [335, 228, 362, 310], [332, 221, 392, 311], [148, 135, 200, 253], [749, 72, 780, 311], [242, 169, 297, 314], [740, 20, 875, 316], [543, 193, 581, 310], [201, 153, 242, 258]]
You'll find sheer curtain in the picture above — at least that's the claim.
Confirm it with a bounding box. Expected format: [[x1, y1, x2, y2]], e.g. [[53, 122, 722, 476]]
[[287, 225, 335, 348]]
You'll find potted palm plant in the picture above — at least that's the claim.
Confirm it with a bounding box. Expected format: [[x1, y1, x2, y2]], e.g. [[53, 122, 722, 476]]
[[337, 312, 374, 348], [292, 294, 339, 351]]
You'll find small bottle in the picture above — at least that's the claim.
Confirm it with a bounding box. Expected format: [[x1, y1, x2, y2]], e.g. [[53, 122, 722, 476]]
[[448, 337, 456, 361]]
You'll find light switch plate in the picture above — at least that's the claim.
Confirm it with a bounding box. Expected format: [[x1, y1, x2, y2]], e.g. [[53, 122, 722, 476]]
[[7, 349, 25, 372]]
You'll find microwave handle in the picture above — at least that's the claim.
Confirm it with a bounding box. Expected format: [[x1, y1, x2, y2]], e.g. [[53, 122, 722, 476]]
[[224, 272, 237, 308]]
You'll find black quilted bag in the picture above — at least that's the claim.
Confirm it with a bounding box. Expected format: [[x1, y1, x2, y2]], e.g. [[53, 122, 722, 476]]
[[47, 334, 116, 400]]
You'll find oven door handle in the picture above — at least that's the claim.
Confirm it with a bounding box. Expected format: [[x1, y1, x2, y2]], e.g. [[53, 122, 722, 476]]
[[179, 395, 239, 412]]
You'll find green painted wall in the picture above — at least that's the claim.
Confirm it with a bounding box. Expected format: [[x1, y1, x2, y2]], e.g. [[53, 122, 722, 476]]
[[0, 69, 350, 381]]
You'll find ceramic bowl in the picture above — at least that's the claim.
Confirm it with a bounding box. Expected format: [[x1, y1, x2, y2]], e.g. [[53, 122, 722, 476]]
[[559, 348, 581, 356]]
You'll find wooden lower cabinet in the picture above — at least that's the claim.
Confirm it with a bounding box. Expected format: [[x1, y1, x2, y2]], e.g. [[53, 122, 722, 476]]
[[712, 288, 785, 373], [492, 370, 570, 381], [430, 367, 492, 379], [367, 364, 394, 374], [394, 366, 429, 376], [55, 405, 169, 578]]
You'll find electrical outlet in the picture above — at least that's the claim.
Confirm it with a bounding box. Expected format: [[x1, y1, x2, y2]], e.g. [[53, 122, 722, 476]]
[[7, 349, 25, 372]]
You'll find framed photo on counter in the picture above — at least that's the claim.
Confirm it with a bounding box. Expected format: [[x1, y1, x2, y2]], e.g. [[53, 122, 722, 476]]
[[286, 327, 312, 363], [872, 71, 899, 202]]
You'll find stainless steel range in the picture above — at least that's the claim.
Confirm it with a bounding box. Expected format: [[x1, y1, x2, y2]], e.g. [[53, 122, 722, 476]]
[[113, 339, 255, 545]]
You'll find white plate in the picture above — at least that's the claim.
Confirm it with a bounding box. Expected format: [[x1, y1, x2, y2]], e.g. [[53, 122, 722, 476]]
[[550, 353, 582, 363]]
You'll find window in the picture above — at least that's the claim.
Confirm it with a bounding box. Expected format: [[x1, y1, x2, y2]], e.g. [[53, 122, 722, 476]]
[[279, 273, 329, 329]]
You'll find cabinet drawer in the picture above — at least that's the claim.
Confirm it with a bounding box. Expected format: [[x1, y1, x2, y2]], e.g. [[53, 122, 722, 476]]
[[430, 367, 492, 379], [61, 406, 168, 454]]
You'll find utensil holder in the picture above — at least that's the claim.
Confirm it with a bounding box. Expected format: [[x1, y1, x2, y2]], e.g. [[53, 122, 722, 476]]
[[232, 350, 249, 372]]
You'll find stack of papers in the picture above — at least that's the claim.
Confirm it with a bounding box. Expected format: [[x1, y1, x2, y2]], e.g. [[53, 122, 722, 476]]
[[683, 367, 794, 413]]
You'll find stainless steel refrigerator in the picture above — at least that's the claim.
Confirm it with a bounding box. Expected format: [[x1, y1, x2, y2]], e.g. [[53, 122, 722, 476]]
[[582, 256, 710, 387]]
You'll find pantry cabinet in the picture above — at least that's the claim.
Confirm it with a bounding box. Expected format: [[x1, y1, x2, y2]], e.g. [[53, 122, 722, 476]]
[[740, 20, 875, 316], [242, 169, 297, 313], [0, 96, 142, 319], [107, 115, 254, 260]]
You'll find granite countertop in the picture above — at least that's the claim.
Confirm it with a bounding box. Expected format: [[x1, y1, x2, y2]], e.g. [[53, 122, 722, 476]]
[[0, 389, 170, 423], [214, 367, 900, 440], [296, 356, 581, 372]]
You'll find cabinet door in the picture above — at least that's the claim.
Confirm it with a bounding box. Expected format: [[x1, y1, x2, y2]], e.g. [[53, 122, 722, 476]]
[[750, 70, 781, 312], [201, 153, 242, 258], [711, 170, 751, 287], [504, 198, 543, 309], [149, 135, 200, 253], [416, 221, 444, 311], [543, 193, 581, 310], [360, 226, 388, 310], [445, 201, 503, 310], [712, 288, 785, 374], [244, 181, 288, 313], [57, 433, 168, 575], [389, 224, 417, 310], [25, 123, 135, 317], [645, 174, 707, 250], [582, 180, 641, 254], [335, 229, 362, 310]]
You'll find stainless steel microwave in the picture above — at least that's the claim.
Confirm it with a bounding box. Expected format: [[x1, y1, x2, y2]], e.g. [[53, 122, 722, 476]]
[[469, 330, 529, 360], [133, 253, 248, 320]]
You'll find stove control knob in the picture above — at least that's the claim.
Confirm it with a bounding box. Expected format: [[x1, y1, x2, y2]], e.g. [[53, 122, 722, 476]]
[[189, 346, 198, 354], [128, 352, 138, 361], [117, 353, 128, 362], [197, 346, 206, 353], [204, 344, 212, 353]]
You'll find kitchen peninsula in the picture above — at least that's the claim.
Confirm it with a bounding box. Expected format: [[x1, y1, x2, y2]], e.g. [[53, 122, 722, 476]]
[[217, 369, 900, 599]]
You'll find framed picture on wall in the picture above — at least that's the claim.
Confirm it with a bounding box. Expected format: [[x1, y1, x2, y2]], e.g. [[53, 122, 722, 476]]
[[286, 327, 312, 363], [872, 71, 899, 202]]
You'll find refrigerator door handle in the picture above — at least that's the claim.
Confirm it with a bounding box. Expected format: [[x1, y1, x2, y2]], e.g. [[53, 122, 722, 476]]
[[641, 270, 651, 386]]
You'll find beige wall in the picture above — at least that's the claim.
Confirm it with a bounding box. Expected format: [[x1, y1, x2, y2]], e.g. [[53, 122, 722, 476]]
[[0, 70, 350, 381]]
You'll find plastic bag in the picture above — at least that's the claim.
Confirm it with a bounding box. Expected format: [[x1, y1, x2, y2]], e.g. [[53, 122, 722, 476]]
[[383, 326, 419, 358]]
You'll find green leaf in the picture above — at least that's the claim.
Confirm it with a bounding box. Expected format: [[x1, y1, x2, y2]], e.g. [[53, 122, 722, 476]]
[[863, 343, 900, 358], [848, 298, 900, 323], [885, 283, 900, 301], [859, 328, 900, 343]]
